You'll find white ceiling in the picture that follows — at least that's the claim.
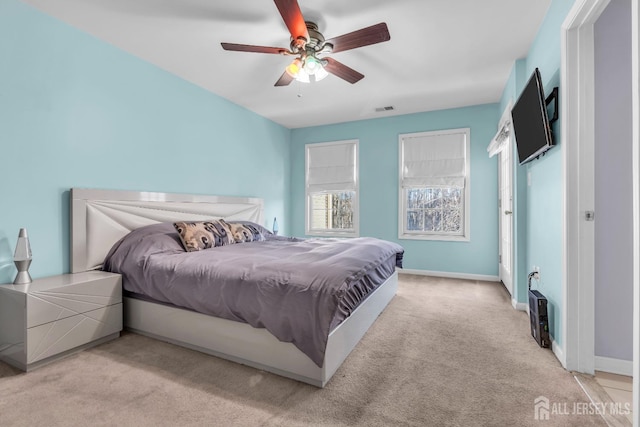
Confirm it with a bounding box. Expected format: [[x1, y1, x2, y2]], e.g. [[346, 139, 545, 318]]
[[22, 0, 551, 129]]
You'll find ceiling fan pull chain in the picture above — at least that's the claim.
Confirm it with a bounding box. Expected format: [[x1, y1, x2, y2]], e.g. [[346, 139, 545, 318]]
[[297, 80, 303, 98]]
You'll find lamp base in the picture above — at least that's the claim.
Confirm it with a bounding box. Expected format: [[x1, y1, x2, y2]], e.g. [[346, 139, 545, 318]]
[[14, 260, 32, 285]]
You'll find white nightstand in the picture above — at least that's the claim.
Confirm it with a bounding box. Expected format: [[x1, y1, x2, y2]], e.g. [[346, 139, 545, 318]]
[[0, 271, 122, 371]]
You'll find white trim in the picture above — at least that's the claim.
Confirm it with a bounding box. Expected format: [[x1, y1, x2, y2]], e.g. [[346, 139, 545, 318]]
[[397, 232, 469, 242], [562, 0, 611, 375], [398, 274, 525, 311], [305, 139, 359, 238], [511, 299, 528, 312], [398, 128, 471, 242], [564, 7, 640, 421], [497, 102, 514, 296], [397, 268, 499, 282], [551, 337, 565, 368], [594, 356, 633, 377], [521, 309, 564, 365]]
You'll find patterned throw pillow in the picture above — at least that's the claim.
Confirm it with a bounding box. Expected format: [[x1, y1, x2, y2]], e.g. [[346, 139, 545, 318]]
[[226, 222, 266, 243], [173, 219, 235, 252]]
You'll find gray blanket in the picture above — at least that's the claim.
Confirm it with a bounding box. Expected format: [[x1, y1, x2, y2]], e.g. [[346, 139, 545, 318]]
[[103, 222, 404, 366]]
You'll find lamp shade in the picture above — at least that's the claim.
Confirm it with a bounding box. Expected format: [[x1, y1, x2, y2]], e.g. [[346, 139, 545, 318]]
[[313, 66, 328, 82], [295, 64, 328, 83], [14, 228, 32, 261], [285, 58, 303, 78], [303, 55, 321, 74], [13, 228, 32, 284], [287, 54, 329, 84]]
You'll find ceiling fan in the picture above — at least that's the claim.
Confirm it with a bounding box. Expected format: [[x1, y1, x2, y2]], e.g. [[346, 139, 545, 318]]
[[221, 0, 391, 86]]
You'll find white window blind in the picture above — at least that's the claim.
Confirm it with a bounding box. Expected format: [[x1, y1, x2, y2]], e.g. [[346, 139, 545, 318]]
[[487, 122, 511, 158], [487, 103, 513, 158], [400, 131, 467, 188], [306, 141, 357, 192]]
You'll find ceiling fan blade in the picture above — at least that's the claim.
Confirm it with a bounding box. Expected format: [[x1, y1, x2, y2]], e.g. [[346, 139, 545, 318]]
[[274, 0, 310, 42], [275, 71, 295, 87], [324, 22, 390, 53], [221, 43, 287, 54], [323, 58, 364, 84]]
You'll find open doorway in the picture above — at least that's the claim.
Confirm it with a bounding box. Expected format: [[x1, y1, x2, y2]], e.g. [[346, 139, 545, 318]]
[[562, 0, 638, 424]]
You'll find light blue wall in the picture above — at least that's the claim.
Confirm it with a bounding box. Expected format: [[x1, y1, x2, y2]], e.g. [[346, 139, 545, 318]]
[[290, 105, 500, 275], [0, 1, 291, 283], [499, 0, 577, 348], [0, 1, 579, 351]]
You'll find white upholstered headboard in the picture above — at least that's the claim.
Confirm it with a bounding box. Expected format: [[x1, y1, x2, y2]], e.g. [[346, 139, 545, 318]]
[[70, 188, 264, 273]]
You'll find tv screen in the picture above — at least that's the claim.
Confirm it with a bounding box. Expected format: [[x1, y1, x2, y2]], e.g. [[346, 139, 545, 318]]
[[511, 68, 554, 165]]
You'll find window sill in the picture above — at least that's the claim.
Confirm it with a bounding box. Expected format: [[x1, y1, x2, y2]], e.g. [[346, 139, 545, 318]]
[[306, 230, 358, 238], [399, 233, 469, 242]]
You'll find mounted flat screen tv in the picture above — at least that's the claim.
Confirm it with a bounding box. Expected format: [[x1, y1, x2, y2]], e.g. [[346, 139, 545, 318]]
[[511, 68, 557, 165]]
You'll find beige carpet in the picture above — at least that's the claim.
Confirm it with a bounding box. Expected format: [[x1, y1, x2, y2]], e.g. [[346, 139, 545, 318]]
[[0, 274, 605, 426]]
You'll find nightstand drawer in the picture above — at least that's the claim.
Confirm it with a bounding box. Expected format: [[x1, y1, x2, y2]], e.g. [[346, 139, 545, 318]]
[[26, 272, 122, 328], [27, 303, 122, 364], [0, 271, 122, 371]]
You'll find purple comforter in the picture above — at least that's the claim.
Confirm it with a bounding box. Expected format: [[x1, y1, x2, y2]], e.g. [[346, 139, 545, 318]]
[[103, 222, 404, 366]]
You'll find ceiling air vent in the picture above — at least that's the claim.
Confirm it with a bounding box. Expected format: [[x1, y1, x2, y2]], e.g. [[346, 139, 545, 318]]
[[375, 106, 395, 112]]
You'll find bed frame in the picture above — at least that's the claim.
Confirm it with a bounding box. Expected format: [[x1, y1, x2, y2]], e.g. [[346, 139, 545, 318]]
[[70, 188, 398, 387]]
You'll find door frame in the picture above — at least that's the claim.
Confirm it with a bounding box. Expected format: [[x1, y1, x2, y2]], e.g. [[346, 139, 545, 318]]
[[497, 103, 514, 296], [563, 2, 639, 422], [561, 0, 609, 376]]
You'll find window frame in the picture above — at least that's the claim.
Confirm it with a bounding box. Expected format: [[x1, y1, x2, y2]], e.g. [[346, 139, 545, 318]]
[[305, 139, 359, 237], [398, 128, 471, 242]]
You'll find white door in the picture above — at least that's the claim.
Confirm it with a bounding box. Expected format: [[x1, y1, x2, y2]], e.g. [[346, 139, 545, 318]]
[[499, 138, 513, 295]]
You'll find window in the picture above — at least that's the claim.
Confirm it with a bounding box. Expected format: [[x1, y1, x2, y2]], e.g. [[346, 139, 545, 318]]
[[399, 128, 470, 241], [306, 140, 358, 236]]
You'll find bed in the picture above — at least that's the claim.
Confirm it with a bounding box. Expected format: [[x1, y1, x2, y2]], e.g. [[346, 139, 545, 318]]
[[70, 188, 402, 387]]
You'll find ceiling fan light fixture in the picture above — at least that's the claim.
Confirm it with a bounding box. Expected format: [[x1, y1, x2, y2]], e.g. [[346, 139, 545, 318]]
[[222, 1, 391, 87], [296, 69, 310, 83], [312, 66, 329, 82], [303, 55, 321, 74], [294, 60, 328, 83], [285, 58, 303, 78]]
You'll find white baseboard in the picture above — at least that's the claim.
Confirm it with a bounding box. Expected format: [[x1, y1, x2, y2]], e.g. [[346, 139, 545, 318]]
[[397, 268, 499, 282], [551, 337, 566, 369], [512, 299, 528, 312], [519, 329, 566, 369], [594, 356, 633, 376], [397, 268, 571, 369]]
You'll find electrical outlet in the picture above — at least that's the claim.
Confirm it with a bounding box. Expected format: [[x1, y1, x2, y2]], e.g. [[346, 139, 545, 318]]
[[531, 266, 540, 280]]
